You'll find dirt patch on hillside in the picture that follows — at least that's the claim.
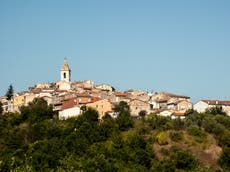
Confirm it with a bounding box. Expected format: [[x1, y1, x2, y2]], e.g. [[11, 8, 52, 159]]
[[152, 131, 222, 170]]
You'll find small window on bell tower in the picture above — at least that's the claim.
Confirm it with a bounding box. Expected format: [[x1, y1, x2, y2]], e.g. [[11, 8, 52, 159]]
[[64, 72, 66, 79]]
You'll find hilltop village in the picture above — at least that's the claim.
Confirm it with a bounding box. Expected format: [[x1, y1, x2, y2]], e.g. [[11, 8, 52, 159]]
[[1, 60, 230, 119]]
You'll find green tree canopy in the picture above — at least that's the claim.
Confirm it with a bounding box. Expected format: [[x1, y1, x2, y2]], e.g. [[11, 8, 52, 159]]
[[139, 110, 147, 119], [113, 101, 130, 114], [20, 98, 53, 124], [5, 84, 14, 101]]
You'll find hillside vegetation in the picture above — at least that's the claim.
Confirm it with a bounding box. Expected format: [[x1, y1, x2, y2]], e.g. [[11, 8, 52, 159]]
[[0, 99, 230, 171]]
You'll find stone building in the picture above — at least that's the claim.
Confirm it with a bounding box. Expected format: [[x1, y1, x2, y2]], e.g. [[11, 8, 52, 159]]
[[129, 99, 151, 117]]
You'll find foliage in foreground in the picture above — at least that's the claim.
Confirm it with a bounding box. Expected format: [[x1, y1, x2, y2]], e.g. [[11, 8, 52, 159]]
[[0, 100, 230, 171]]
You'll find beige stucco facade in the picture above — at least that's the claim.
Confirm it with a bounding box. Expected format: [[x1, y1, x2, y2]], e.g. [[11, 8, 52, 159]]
[[177, 100, 192, 112], [13, 94, 26, 111], [86, 99, 112, 119], [96, 84, 114, 92]]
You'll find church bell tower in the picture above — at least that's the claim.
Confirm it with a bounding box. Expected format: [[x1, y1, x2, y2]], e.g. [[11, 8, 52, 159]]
[[61, 59, 71, 82]]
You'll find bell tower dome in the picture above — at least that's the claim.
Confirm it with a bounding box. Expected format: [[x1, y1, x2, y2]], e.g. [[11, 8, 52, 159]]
[[61, 59, 71, 82]]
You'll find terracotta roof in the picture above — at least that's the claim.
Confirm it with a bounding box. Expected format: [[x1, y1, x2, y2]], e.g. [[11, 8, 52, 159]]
[[114, 92, 127, 97], [172, 111, 185, 116], [202, 100, 230, 106], [61, 98, 78, 110], [91, 97, 101, 103]]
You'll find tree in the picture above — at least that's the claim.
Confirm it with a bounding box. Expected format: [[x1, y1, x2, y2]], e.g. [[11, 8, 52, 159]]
[[5, 84, 14, 101], [171, 149, 197, 170], [0, 102, 3, 114], [155, 159, 176, 172], [113, 101, 130, 114], [218, 147, 230, 171], [139, 110, 147, 120], [80, 105, 87, 113], [20, 98, 53, 123], [78, 108, 99, 124], [113, 101, 133, 131], [205, 107, 227, 116], [116, 110, 133, 131]]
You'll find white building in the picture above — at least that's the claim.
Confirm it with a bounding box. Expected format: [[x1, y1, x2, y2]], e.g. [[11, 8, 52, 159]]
[[193, 100, 230, 116], [58, 98, 81, 120]]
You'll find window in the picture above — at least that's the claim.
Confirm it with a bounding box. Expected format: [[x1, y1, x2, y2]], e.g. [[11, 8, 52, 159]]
[[63, 72, 66, 79]]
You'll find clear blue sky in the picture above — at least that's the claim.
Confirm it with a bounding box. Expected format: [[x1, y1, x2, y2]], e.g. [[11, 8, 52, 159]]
[[1, 0, 230, 102]]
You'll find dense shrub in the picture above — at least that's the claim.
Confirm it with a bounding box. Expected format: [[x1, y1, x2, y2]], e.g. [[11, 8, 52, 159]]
[[185, 110, 203, 127], [214, 115, 230, 130], [205, 107, 227, 116], [218, 147, 230, 171], [187, 125, 207, 139], [218, 131, 230, 147], [156, 132, 169, 145], [156, 159, 176, 172], [202, 117, 218, 133], [148, 115, 172, 131], [171, 149, 198, 170], [172, 118, 185, 130], [169, 131, 183, 142], [1, 99, 230, 171]]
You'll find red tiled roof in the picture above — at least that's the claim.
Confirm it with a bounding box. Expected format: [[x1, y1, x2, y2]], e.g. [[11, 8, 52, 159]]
[[172, 111, 185, 116], [61, 98, 78, 110], [202, 100, 230, 106], [114, 92, 127, 97], [91, 97, 101, 103]]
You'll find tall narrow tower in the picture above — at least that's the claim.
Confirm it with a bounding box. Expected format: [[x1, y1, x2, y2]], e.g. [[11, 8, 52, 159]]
[[61, 59, 71, 82]]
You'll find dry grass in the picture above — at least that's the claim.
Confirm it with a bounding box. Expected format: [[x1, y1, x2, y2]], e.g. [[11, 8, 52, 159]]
[[151, 130, 222, 170]]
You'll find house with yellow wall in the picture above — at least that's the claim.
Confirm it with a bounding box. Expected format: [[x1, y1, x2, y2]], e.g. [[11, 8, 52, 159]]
[[86, 99, 112, 119], [13, 94, 26, 111]]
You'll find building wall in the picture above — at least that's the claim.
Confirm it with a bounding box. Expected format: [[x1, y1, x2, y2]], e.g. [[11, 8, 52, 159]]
[[223, 106, 230, 116], [177, 100, 192, 112], [61, 69, 71, 82], [57, 81, 71, 91], [129, 100, 150, 116], [149, 101, 160, 109], [159, 110, 172, 117], [193, 101, 209, 113], [25, 94, 36, 106], [86, 100, 112, 119], [96, 84, 113, 91], [13, 95, 25, 111], [59, 106, 81, 120], [2, 100, 14, 113]]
